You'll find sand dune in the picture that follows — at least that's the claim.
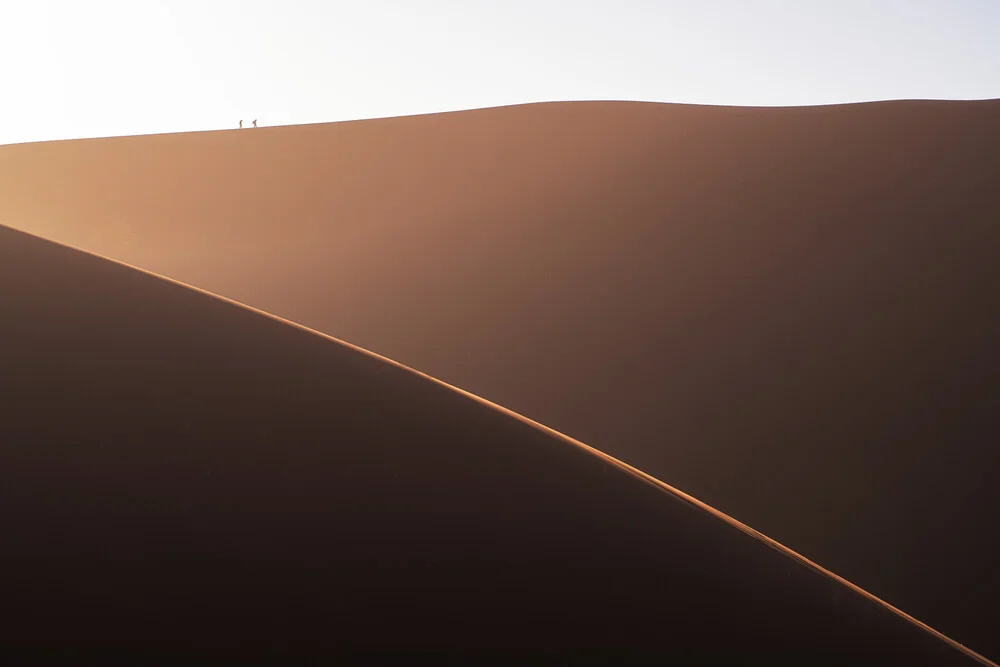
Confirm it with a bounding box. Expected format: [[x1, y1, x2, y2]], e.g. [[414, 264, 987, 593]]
[[0, 223, 990, 664], [1, 99, 999, 657]]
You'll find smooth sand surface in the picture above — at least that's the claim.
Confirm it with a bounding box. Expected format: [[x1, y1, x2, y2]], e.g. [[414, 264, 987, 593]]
[[0, 223, 990, 665], [2, 99, 999, 658]]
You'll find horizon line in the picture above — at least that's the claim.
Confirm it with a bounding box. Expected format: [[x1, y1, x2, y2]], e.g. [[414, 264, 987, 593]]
[[2, 96, 999, 149]]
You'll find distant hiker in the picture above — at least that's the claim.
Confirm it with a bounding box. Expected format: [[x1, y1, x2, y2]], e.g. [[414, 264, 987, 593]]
[[239, 120, 243, 129], [252, 119, 257, 128]]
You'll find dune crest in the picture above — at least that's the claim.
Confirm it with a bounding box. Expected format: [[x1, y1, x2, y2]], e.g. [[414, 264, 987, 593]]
[[1, 223, 993, 664]]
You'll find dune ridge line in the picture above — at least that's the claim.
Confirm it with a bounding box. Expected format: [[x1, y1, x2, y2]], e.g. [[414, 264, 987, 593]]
[[9, 223, 995, 667], [4, 97, 999, 148]]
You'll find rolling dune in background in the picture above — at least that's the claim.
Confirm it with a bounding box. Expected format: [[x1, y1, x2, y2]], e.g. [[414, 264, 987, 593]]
[[0, 223, 990, 665], [1, 99, 999, 657]]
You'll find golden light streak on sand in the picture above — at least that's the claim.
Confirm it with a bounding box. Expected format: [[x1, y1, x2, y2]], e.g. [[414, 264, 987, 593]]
[[12, 224, 994, 667]]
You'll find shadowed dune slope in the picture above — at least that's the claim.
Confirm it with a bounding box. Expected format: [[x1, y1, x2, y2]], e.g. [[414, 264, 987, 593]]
[[1, 99, 999, 657], [0, 225, 987, 665]]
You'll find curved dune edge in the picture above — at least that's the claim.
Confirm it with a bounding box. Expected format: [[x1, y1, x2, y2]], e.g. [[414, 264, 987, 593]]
[[7, 97, 999, 147], [12, 224, 995, 667]]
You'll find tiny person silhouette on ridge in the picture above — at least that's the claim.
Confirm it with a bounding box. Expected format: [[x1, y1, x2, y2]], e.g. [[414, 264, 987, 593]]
[[239, 120, 243, 129], [252, 119, 257, 128]]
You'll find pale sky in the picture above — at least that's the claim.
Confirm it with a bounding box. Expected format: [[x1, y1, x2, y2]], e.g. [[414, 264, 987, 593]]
[[2, 0, 998, 146]]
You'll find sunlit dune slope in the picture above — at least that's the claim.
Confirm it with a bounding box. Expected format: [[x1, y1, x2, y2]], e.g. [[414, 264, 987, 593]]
[[1, 99, 999, 657], [0, 224, 988, 665]]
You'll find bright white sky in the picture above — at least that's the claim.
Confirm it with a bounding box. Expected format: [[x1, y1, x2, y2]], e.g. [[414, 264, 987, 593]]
[[2, 0, 999, 145]]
